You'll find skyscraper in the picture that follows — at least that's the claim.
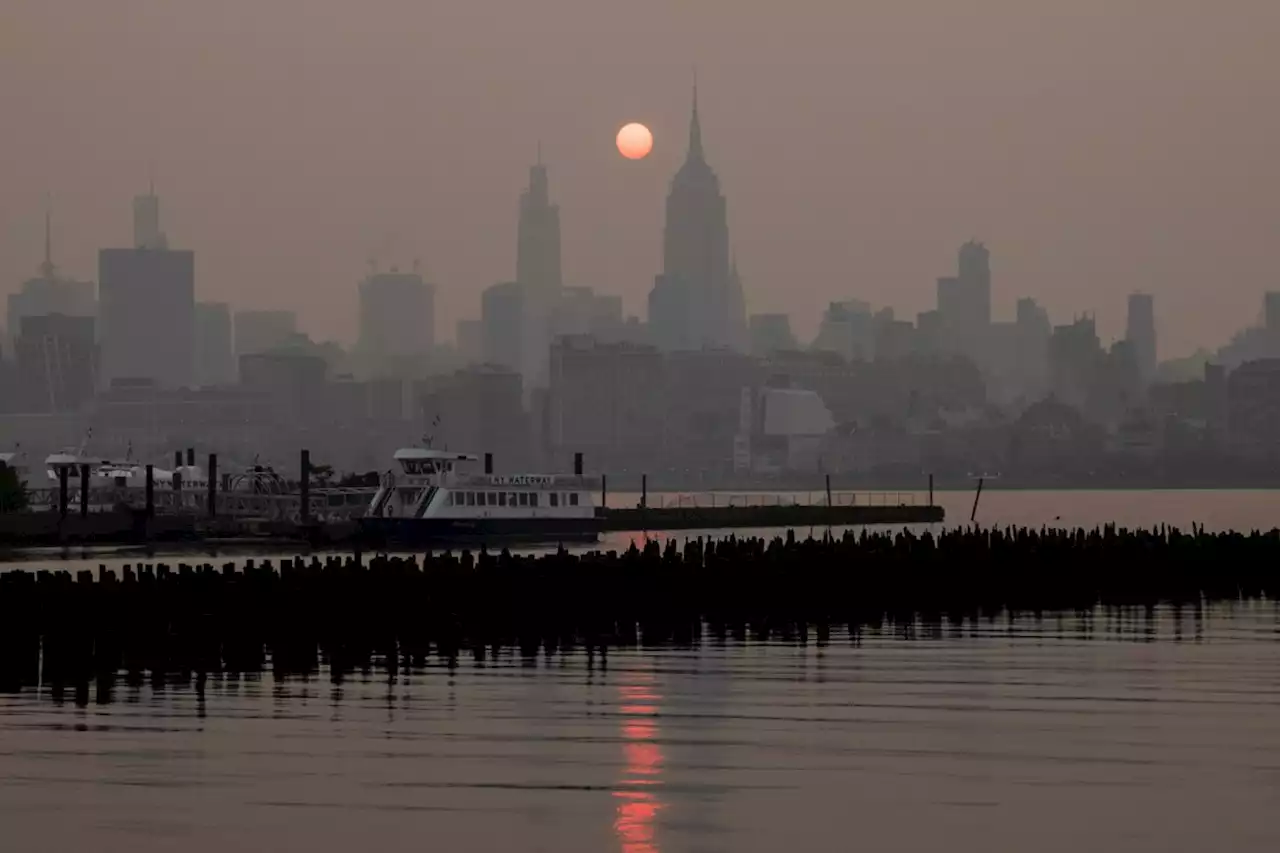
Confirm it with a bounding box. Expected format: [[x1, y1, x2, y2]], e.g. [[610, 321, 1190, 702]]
[[517, 150, 562, 296], [936, 240, 992, 360], [1125, 292, 1156, 383], [357, 269, 436, 375], [132, 186, 167, 250], [6, 208, 96, 345], [195, 302, 235, 386], [515, 152, 562, 390], [651, 83, 746, 352], [98, 192, 194, 388]]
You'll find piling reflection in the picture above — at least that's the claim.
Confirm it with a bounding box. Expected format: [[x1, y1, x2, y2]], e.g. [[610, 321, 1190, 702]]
[[613, 668, 664, 853]]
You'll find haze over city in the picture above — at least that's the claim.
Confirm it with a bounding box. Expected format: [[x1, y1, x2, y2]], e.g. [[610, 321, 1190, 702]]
[[3, 0, 1278, 354]]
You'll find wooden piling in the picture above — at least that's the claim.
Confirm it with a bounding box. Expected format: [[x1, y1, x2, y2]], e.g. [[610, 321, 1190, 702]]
[[79, 463, 90, 518], [929, 473, 934, 506], [484, 453, 493, 475], [58, 466, 69, 519], [825, 473, 833, 508], [641, 474, 648, 509], [145, 465, 154, 518], [601, 474, 607, 509], [207, 454, 218, 519], [970, 477, 984, 522], [300, 449, 311, 525]]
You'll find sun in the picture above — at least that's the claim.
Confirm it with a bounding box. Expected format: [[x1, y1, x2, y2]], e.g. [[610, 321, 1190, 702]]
[[616, 123, 654, 160]]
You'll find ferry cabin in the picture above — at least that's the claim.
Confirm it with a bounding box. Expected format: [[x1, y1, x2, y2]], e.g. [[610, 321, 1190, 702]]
[[366, 449, 598, 520]]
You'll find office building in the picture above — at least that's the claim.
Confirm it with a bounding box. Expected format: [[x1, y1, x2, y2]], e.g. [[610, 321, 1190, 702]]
[[358, 269, 435, 374], [195, 302, 236, 386]]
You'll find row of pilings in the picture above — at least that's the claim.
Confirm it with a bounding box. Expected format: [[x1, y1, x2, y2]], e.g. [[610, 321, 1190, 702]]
[[0, 524, 1276, 698]]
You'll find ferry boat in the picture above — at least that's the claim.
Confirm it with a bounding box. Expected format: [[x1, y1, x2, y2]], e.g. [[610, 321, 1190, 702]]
[[358, 448, 602, 545]]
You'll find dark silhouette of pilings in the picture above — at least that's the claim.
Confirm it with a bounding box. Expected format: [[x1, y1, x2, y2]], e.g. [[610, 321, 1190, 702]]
[[0, 524, 1274, 700]]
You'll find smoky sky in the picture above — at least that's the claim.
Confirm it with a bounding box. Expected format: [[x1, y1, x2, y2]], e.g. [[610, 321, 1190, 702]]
[[2, 0, 1277, 357]]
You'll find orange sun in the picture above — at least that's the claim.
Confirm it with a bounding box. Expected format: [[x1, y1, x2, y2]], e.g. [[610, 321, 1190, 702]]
[[616, 123, 654, 160]]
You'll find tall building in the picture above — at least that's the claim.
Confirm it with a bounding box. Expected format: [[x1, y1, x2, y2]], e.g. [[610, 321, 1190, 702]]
[[195, 302, 235, 386], [650, 84, 746, 352], [357, 269, 435, 375], [481, 281, 526, 372], [456, 319, 484, 365], [6, 209, 96, 345], [813, 300, 873, 361], [98, 194, 194, 388], [1125, 292, 1156, 383], [517, 151, 562, 296], [234, 309, 297, 356], [936, 241, 992, 360], [748, 314, 797, 357], [132, 188, 168, 250], [13, 313, 97, 413], [1263, 291, 1280, 334]]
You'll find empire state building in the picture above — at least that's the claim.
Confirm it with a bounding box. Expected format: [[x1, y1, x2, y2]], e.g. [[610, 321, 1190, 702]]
[[648, 86, 746, 352]]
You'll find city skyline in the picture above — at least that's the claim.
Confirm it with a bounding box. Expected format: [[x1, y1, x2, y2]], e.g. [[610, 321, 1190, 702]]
[[3, 1, 1279, 356]]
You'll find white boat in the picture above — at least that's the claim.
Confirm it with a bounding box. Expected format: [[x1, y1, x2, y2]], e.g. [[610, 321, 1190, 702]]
[[359, 448, 601, 544]]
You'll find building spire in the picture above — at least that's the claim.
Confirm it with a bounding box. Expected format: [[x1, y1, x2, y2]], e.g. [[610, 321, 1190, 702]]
[[40, 195, 55, 279], [687, 69, 704, 162]]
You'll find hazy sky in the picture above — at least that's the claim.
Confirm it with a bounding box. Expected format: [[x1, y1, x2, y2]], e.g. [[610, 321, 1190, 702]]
[[2, 0, 1277, 356]]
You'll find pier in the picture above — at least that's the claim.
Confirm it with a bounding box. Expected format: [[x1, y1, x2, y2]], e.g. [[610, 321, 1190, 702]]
[[0, 524, 1275, 695]]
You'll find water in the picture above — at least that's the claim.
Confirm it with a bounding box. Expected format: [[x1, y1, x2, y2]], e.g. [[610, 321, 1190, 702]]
[[1, 604, 1278, 851]]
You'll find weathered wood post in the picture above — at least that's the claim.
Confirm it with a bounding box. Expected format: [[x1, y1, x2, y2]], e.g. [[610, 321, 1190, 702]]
[[58, 465, 69, 519], [207, 453, 218, 519], [186, 448, 195, 467], [79, 463, 90, 517], [929, 473, 934, 506], [145, 464, 155, 518], [174, 450, 182, 470], [601, 474, 607, 509], [641, 474, 647, 509], [825, 473, 833, 508], [573, 453, 583, 476], [300, 449, 311, 525], [484, 453, 493, 475], [970, 477, 984, 523]]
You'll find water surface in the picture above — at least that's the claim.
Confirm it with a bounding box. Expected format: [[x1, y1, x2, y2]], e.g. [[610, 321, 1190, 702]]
[[2, 604, 1278, 852]]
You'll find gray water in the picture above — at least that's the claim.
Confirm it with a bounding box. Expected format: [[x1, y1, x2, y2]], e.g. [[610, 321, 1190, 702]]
[[2, 604, 1279, 852]]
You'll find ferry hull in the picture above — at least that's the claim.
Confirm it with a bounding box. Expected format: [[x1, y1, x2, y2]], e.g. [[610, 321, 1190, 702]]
[[357, 516, 601, 547]]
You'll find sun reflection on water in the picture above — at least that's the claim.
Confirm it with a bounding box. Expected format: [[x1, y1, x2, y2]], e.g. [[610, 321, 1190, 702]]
[[613, 670, 664, 853]]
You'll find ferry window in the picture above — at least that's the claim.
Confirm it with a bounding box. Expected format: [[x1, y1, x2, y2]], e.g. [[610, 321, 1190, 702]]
[[487, 492, 498, 506], [550, 493, 559, 507], [518, 492, 529, 507], [507, 492, 516, 506], [499, 492, 507, 507], [530, 492, 539, 507], [569, 493, 579, 506], [466, 492, 476, 506]]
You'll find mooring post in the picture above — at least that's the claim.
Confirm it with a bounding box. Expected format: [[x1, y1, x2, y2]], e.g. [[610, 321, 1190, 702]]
[[58, 466, 69, 519], [174, 450, 182, 470], [145, 464, 155, 519], [970, 476, 984, 523], [574, 452, 583, 476], [641, 473, 647, 509], [300, 449, 311, 525], [79, 463, 90, 518], [484, 452, 493, 475], [825, 473, 833, 508], [929, 473, 934, 506], [207, 453, 218, 519], [601, 474, 607, 509]]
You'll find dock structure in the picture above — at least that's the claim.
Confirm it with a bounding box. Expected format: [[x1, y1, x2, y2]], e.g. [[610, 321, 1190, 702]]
[[0, 524, 1275, 696]]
